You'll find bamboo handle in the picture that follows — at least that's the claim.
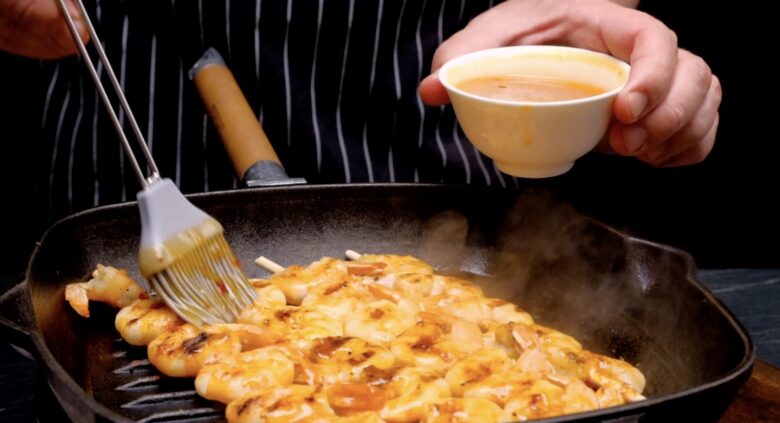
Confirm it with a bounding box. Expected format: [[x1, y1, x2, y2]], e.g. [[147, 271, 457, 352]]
[[191, 55, 279, 179]]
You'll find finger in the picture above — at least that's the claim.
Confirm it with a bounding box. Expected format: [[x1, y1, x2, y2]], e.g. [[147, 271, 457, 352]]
[[0, 0, 88, 59], [428, 1, 568, 73], [48, 0, 90, 57], [420, 0, 568, 106], [419, 73, 450, 106], [640, 74, 722, 164], [590, 7, 679, 124], [615, 49, 713, 156], [656, 113, 719, 168]]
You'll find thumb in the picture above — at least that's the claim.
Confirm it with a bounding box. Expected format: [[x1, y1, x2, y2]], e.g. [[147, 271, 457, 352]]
[[419, 0, 567, 106]]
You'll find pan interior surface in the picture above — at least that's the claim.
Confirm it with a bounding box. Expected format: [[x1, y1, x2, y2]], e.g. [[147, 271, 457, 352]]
[[25, 184, 752, 422]]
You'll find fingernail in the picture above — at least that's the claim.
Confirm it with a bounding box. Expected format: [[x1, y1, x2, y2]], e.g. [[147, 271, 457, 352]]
[[628, 92, 647, 121], [623, 126, 647, 154]]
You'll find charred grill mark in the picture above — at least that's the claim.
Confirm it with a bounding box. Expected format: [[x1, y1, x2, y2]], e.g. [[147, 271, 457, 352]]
[[463, 364, 493, 385], [584, 379, 601, 391], [182, 333, 210, 355], [361, 365, 396, 385], [310, 337, 350, 361], [347, 262, 387, 276], [412, 336, 435, 351], [274, 309, 296, 321], [324, 281, 348, 295], [531, 393, 544, 406], [567, 351, 585, 364], [349, 349, 375, 364], [127, 302, 168, 326]]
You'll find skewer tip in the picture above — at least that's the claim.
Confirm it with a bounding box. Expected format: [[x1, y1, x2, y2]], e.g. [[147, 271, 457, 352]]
[[254, 256, 285, 274], [345, 250, 362, 260]]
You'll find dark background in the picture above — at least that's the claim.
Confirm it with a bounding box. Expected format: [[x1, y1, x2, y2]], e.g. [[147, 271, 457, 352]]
[[0, 0, 777, 282]]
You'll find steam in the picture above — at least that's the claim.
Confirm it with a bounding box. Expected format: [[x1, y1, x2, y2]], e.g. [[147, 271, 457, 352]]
[[416, 189, 726, 397]]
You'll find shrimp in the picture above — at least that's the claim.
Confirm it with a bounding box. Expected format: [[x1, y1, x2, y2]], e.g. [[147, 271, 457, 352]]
[[195, 347, 296, 404], [147, 323, 276, 377], [444, 347, 513, 396], [352, 254, 434, 277], [422, 293, 533, 327], [299, 279, 377, 321], [269, 257, 349, 305], [578, 350, 646, 405], [343, 299, 417, 347], [65, 264, 147, 317], [500, 378, 569, 422], [390, 313, 484, 373], [423, 398, 503, 423], [226, 385, 335, 423], [247, 279, 288, 309], [307, 337, 395, 384], [237, 305, 343, 349], [374, 366, 451, 422], [114, 299, 184, 346]]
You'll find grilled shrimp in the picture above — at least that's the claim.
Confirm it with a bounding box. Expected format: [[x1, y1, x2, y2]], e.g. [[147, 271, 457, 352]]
[[353, 254, 434, 277], [500, 378, 568, 422], [299, 280, 377, 321], [114, 299, 184, 346], [247, 279, 288, 308], [380, 367, 452, 422], [578, 350, 646, 405], [307, 337, 395, 384], [65, 265, 147, 317], [391, 312, 490, 367], [226, 385, 335, 423], [422, 295, 533, 327], [195, 347, 296, 404], [147, 323, 276, 377], [444, 347, 514, 396], [343, 299, 416, 347], [269, 257, 349, 305], [237, 305, 343, 348], [423, 398, 503, 423]]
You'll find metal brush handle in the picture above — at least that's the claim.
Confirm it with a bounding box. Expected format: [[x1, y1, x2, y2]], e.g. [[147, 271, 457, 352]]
[[55, 0, 160, 187]]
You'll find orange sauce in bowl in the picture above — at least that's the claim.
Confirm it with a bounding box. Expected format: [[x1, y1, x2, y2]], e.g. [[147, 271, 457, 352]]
[[456, 75, 605, 102]]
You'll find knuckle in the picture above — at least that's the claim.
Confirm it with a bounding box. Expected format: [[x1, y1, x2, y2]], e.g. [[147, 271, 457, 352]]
[[665, 27, 678, 47], [663, 104, 689, 135], [710, 74, 723, 104], [688, 55, 712, 88]]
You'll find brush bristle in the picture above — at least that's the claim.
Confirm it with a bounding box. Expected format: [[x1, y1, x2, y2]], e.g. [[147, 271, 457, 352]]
[[149, 235, 257, 326]]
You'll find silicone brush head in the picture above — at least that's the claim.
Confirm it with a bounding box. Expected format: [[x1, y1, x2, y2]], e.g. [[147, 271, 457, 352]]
[[137, 179, 256, 326]]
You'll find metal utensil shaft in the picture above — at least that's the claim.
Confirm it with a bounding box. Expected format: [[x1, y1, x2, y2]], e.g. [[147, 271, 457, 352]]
[[55, 0, 160, 187]]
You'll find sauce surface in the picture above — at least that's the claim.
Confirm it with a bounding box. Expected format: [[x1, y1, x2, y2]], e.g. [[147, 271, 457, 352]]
[[457, 75, 605, 102]]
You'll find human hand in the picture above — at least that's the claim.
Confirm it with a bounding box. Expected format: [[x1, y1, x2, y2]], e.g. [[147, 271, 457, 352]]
[[419, 0, 721, 167], [0, 0, 89, 59]]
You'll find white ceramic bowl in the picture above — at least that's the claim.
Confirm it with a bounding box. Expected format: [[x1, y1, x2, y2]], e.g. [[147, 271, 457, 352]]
[[439, 46, 630, 178]]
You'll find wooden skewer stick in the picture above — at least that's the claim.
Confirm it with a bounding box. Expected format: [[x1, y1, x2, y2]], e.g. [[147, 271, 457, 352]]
[[254, 256, 285, 274], [345, 250, 362, 260]]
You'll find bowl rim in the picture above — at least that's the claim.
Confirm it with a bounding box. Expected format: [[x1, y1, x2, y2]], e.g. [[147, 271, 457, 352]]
[[438, 45, 631, 107]]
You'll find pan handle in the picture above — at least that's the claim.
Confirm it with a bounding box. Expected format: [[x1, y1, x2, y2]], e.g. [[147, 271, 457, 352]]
[[0, 281, 37, 357], [189, 48, 306, 187]]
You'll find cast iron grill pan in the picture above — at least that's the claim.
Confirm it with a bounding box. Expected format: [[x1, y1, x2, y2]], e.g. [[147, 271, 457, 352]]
[[0, 184, 754, 422]]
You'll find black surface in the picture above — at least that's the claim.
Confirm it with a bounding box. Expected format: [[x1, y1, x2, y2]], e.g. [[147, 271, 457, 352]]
[[0, 185, 757, 422]]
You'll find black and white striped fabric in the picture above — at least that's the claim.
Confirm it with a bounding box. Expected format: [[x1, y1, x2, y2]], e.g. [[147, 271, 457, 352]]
[[36, 0, 521, 222]]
